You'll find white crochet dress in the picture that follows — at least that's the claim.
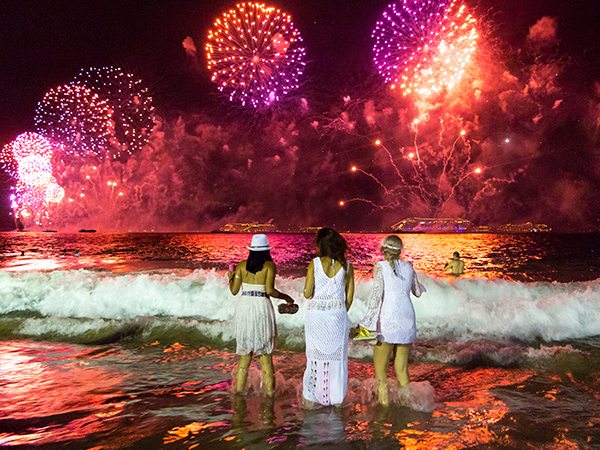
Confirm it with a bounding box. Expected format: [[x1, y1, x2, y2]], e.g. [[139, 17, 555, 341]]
[[234, 283, 276, 355], [360, 260, 424, 344], [303, 257, 349, 405]]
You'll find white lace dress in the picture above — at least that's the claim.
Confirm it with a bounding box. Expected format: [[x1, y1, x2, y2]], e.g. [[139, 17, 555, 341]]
[[234, 283, 276, 355], [360, 260, 425, 344], [303, 257, 349, 405]]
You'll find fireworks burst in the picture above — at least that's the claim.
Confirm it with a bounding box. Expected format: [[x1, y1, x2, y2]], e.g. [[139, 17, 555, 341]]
[[34, 83, 115, 157], [45, 182, 66, 204], [372, 0, 478, 99], [14, 180, 58, 226], [13, 172, 61, 226], [0, 132, 54, 179], [205, 2, 306, 108], [17, 155, 53, 186], [0, 132, 65, 227], [341, 116, 517, 217], [73, 66, 156, 159]]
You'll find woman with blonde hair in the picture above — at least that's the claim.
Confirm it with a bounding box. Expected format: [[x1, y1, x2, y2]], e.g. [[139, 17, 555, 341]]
[[357, 235, 425, 406]]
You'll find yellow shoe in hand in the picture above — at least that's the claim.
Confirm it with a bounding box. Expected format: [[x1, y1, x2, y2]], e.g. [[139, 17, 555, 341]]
[[353, 325, 377, 341]]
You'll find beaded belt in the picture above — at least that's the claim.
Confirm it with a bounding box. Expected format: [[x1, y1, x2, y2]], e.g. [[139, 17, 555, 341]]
[[242, 290, 268, 298]]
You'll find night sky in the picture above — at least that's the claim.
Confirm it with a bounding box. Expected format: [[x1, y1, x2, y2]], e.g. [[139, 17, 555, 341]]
[[1, 0, 599, 231]]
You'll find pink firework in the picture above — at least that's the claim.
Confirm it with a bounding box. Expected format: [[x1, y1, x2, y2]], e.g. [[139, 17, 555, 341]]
[[17, 155, 53, 186], [372, 0, 478, 99], [0, 132, 54, 180]]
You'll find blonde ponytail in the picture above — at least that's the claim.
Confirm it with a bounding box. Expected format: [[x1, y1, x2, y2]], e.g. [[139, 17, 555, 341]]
[[381, 235, 403, 277]]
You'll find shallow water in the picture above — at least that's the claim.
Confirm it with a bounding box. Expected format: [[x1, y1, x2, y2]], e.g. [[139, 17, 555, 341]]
[[1, 340, 598, 448], [1, 232, 600, 281], [0, 232, 599, 448]]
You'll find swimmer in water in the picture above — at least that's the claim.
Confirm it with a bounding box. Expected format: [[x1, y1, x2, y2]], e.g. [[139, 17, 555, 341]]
[[444, 251, 465, 276]]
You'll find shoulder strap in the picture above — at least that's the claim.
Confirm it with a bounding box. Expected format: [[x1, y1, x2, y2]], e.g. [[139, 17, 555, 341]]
[[313, 257, 322, 273]]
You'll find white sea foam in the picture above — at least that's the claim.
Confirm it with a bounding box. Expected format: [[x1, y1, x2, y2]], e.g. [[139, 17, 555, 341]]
[[1, 269, 599, 342]]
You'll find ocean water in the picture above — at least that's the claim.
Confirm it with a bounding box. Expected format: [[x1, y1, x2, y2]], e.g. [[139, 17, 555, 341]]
[[0, 232, 599, 448]]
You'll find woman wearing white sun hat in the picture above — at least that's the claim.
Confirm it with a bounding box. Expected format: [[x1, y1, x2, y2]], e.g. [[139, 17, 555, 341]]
[[228, 234, 296, 397]]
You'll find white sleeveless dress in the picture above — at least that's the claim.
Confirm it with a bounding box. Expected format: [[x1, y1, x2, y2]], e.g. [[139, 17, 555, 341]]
[[234, 283, 276, 355], [303, 257, 349, 405], [360, 260, 424, 344]]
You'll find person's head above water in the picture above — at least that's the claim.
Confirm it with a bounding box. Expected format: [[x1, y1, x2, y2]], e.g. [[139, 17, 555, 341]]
[[315, 227, 348, 266], [381, 235, 403, 260], [246, 234, 273, 274], [453, 251, 460, 258]]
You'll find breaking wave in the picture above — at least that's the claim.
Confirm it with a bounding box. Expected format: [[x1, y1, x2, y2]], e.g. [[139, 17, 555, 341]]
[[0, 269, 599, 347]]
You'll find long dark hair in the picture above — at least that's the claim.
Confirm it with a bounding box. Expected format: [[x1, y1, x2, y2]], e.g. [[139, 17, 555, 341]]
[[315, 227, 348, 267], [246, 250, 273, 274]]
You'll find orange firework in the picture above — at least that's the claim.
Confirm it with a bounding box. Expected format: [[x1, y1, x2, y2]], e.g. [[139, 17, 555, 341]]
[[205, 2, 306, 109]]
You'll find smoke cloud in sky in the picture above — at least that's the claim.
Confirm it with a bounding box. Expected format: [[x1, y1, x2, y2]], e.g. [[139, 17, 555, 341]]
[[527, 16, 558, 49], [182, 36, 197, 58]]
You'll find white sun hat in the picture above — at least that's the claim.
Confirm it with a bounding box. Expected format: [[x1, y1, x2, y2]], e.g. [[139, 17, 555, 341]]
[[247, 234, 271, 251]]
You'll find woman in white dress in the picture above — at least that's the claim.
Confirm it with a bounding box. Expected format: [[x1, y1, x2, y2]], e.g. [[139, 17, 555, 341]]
[[358, 235, 425, 406], [302, 228, 355, 407], [228, 234, 295, 397]]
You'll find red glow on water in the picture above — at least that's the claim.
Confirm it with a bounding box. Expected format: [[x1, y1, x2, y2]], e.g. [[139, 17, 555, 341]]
[[0, 342, 125, 446]]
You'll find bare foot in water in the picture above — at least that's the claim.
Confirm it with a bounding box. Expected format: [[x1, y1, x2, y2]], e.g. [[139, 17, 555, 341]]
[[377, 380, 390, 407], [303, 399, 316, 410]]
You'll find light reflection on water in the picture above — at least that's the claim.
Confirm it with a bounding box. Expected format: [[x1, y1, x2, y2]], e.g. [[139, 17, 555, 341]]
[[0, 341, 597, 448], [1, 232, 600, 281]]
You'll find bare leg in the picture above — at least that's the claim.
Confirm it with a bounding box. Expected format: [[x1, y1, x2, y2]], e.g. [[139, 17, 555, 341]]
[[231, 392, 247, 428], [258, 354, 275, 397], [394, 344, 411, 387], [236, 353, 252, 394], [261, 395, 275, 426], [373, 342, 394, 406]]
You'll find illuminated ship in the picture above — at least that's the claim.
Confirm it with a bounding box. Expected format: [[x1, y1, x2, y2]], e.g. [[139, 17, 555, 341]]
[[297, 226, 323, 233], [218, 223, 278, 233], [495, 222, 551, 233], [392, 218, 551, 234], [392, 218, 473, 233]]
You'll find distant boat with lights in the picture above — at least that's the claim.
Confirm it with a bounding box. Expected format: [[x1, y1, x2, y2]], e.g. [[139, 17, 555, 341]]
[[494, 222, 552, 233], [392, 218, 472, 233], [218, 223, 278, 233], [391, 218, 551, 233]]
